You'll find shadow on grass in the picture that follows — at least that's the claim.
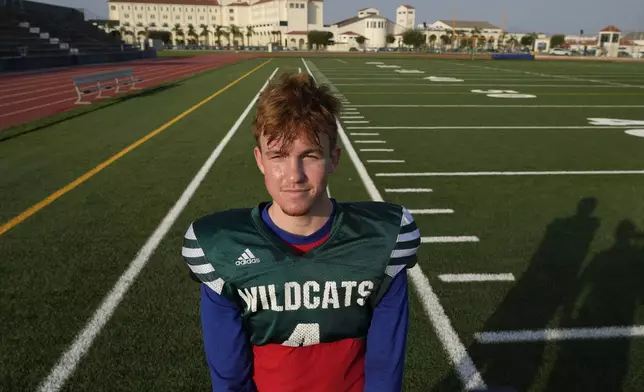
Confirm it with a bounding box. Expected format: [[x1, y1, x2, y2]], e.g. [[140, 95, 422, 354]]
[[0, 83, 179, 142], [430, 197, 602, 392]]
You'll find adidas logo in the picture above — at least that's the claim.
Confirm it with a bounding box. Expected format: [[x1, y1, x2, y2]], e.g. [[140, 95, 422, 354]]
[[236, 249, 260, 266]]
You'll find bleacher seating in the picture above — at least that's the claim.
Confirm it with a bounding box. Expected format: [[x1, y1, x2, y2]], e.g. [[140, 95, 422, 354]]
[[0, 0, 136, 60]]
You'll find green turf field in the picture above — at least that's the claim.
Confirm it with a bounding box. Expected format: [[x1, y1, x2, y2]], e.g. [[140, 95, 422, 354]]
[[1, 56, 644, 392]]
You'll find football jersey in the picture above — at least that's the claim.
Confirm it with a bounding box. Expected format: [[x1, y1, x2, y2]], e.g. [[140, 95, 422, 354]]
[[183, 201, 420, 390]]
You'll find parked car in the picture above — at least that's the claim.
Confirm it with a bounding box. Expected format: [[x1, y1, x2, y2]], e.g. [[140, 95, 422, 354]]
[[549, 48, 570, 56]]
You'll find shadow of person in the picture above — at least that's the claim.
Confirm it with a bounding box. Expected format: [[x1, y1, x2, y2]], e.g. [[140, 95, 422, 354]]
[[542, 220, 641, 391], [432, 198, 600, 391]]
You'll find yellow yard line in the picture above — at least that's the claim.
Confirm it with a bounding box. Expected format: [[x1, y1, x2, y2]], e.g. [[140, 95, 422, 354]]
[[0, 59, 272, 236]]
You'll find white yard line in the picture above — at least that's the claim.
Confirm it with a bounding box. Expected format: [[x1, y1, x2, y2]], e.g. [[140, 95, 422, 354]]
[[333, 83, 639, 88], [384, 188, 432, 193], [457, 63, 644, 89], [345, 104, 644, 108], [439, 273, 515, 282], [360, 148, 394, 152], [408, 209, 454, 214], [422, 236, 480, 243], [36, 67, 281, 392], [342, 116, 365, 119], [476, 325, 644, 343], [376, 170, 644, 177], [347, 126, 636, 130], [335, 59, 348, 64], [303, 58, 486, 391], [344, 120, 370, 124], [367, 160, 406, 163]]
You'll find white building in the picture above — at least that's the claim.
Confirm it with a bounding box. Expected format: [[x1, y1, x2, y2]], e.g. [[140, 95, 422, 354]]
[[105, 0, 414, 50], [418, 20, 504, 50]]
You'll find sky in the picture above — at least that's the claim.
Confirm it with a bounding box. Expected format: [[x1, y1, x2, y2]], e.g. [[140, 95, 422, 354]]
[[36, 0, 644, 34]]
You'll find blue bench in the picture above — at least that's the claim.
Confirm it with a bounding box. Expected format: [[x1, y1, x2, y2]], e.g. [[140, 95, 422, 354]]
[[71, 68, 143, 104]]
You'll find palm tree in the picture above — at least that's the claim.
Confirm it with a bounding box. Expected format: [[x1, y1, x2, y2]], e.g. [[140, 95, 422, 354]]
[[172, 23, 184, 44], [187, 24, 198, 44], [229, 24, 242, 47], [245, 26, 255, 47], [429, 34, 437, 49], [213, 25, 225, 47], [200, 24, 210, 46]]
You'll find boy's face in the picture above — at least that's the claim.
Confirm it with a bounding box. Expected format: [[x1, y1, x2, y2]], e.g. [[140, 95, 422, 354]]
[[254, 130, 340, 217]]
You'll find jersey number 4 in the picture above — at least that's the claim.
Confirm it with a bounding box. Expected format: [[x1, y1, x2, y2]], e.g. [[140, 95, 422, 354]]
[[282, 323, 320, 347]]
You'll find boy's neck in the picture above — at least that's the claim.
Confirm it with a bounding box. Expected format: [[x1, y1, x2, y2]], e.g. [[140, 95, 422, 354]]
[[268, 196, 334, 237]]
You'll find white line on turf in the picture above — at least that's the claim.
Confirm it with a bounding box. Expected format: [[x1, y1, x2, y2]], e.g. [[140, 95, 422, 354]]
[[344, 120, 370, 124], [376, 170, 644, 177], [408, 209, 454, 214], [36, 67, 281, 392], [384, 188, 432, 192], [351, 132, 379, 135], [335, 59, 348, 64], [347, 126, 636, 130], [333, 83, 637, 88], [360, 148, 394, 152], [367, 160, 405, 163], [476, 325, 644, 343], [439, 273, 515, 282], [345, 105, 644, 108], [354, 140, 387, 143], [344, 107, 358, 111], [342, 116, 365, 119], [422, 236, 480, 243], [302, 58, 486, 391]]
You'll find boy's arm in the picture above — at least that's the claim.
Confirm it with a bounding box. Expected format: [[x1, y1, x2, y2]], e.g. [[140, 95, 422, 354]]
[[364, 271, 410, 392], [364, 206, 420, 392], [201, 285, 257, 392], [183, 223, 256, 392]]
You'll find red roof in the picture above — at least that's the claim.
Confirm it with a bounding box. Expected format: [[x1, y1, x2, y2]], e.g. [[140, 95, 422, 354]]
[[286, 30, 308, 35], [401, 4, 415, 9], [600, 25, 621, 32], [254, 0, 273, 4], [108, 0, 219, 4], [228, 1, 249, 5], [340, 31, 359, 35]]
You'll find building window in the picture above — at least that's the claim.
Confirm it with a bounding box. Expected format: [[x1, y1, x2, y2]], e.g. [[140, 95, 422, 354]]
[[110, 5, 116, 10], [176, 15, 180, 20], [230, 9, 234, 13], [229, 16, 234, 21], [163, 15, 168, 19], [290, 3, 294, 8], [124, 13, 129, 18], [150, 14, 155, 19], [137, 14, 142, 18], [200, 16, 204, 20], [188, 16, 192, 20]]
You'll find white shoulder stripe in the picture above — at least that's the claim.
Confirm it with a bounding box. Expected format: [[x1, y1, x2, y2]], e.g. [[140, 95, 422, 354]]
[[390, 246, 420, 259], [402, 207, 414, 226], [185, 224, 197, 240], [188, 263, 215, 275], [182, 246, 205, 258], [397, 228, 420, 243], [204, 278, 225, 295], [385, 264, 405, 278]]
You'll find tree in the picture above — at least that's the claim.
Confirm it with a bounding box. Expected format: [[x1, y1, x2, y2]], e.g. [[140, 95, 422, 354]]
[[187, 24, 198, 44], [213, 25, 225, 47], [520, 34, 535, 48], [306, 30, 333, 50], [200, 24, 210, 46], [172, 23, 184, 44], [428, 34, 437, 49], [386, 33, 395, 46], [229, 24, 242, 47], [550, 34, 565, 48], [402, 28, 426, 50], [355, 35, 366, 51], [246, 26, 255, 47]]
